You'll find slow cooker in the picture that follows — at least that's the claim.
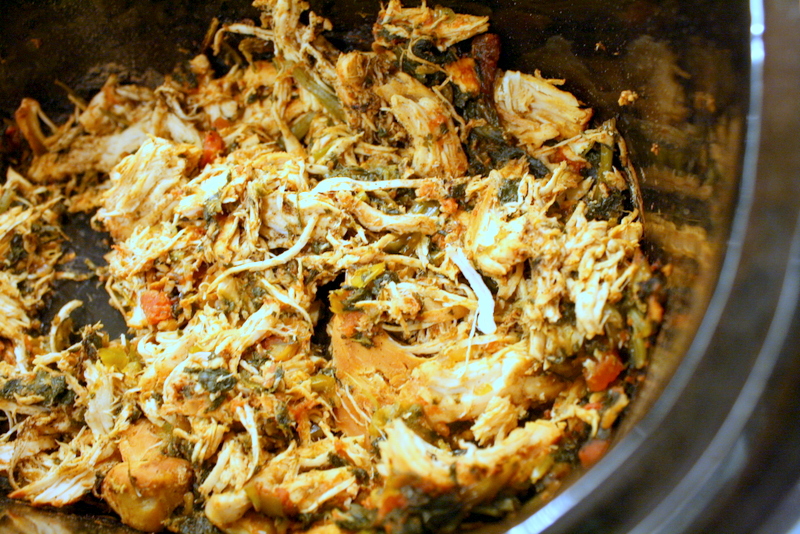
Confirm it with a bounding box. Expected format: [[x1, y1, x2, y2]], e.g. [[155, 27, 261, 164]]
[[0, 0, 798, 532]]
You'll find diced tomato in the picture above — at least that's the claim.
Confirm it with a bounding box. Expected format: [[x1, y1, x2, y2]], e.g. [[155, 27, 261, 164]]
[[440, 197, 459, 215], [275, 487, 298, 516], [140, 290, 172, 325], [1, 124, 22, 153], [549, 147, 587, 173], [378, 491, 408, 517], [213, 117, 231, 130], [338, 311, 364, 338], [585, 351, 625, 392], [102, 83, 120, 105], [200, 130, 225, 168], [578, 439, 610, 468]]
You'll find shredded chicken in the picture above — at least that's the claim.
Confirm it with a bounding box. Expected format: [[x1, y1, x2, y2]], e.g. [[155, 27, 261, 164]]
[[375, 72, 468, 177], [495, 70, 593, 152], [0, 1, 665, 533]]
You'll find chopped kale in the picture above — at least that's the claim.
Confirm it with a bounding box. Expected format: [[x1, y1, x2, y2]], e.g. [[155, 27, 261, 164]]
[[266, 366, 284, 394], [336, 165, 401, 182], [411, 38, 453, 65], [451, 183, 466, 201], [470, 495, 520, 518], [172, 61, 199, 89], [276, 402, 293, 431], [187, 367, 237, 394], [0, 378, 23, 399], [5, 233, 26, 266], [497, 178, 521, 203], [585, 189, 626, 221], [81, 328, 104, 360], [351, 466, 370, 484], [527, 156, 550, 178], [328, 452, 348, 468], [382, 487, 466, 534], [0, 370, 74, 406], [465, 125, 524, 175]]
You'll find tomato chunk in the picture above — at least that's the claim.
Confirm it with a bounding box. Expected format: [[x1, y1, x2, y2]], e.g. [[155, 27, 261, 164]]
[[213, 117, 231, 130], [200, 130, 225, 168], [585, 351, 625, 392], [579, 439, 610, 468], [140, 290, 172, 325]]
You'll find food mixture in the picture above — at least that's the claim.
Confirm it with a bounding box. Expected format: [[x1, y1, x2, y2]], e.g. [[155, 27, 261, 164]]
[[0, 1, 665, 532]]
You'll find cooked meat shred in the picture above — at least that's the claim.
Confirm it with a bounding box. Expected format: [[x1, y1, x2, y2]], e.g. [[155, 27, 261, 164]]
[[0, 1, 664, 533]]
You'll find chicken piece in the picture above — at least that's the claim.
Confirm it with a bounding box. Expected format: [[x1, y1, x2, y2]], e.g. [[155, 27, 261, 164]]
[[32, 123, 153, 183], [403, 341, 565, 427], [376, 419, 560, 528], [8, 463, 100, 508], [101, 419, 193, 532], [375, 73, 468, 178], [209, 510, 282, 534], [197, 434, 256, 497], [17, 84, 156, 184], [14, 98, 49, 156], [118, 418, 168, 463], [563, 204, 643, 338], [8, 424, 115, 507], [374, 0, 489, 51], [330, 313, 424, 389], [471, 395, 519, 445], [185, 417, 228, 464], [0, 436, 57, 472], [95, 137, 201, 240], [306, 124, 362, 165], [466, 209, 531, 277], [333, 52, 406, 145], [244, 438, 364, 518], [334, 52, 384, 135], [336, 191, 438, 235], [495, 70, 593, 152], [271, 467, 357, 515], [0, 185, 65, 348], [255, 0, 322, 76], [0, 272, 32, 344], [83, 360, 119, 437], [444, 57, 481, 95], [205, 489, 253, 528], [103, 457, 192, 532], [462, 172, 542, 277], [358, 280, 473, 327], [329, 312, 425, 436], [465, 163, 585, 278], [240, 60, 281, 94], [78, 75, 155, 136]]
